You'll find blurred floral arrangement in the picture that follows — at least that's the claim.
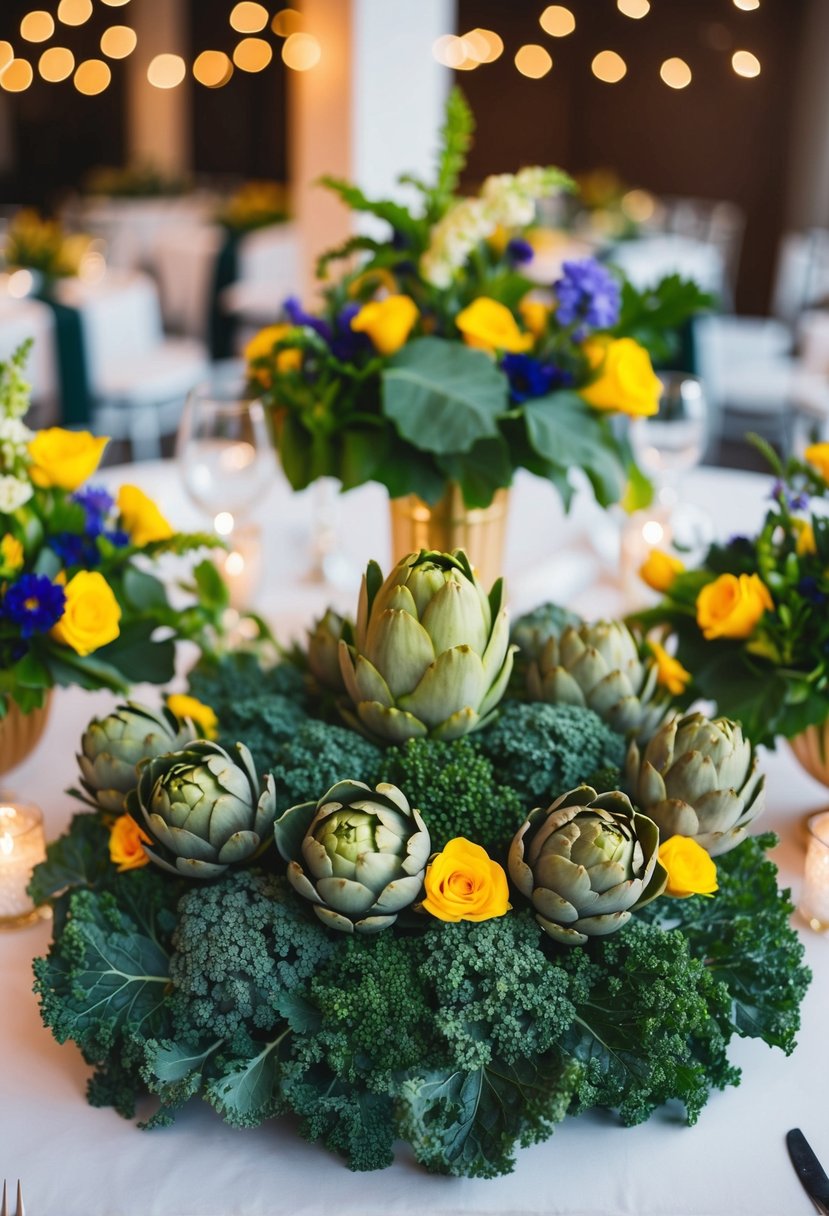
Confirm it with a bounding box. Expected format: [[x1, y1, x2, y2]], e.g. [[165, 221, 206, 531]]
[[217, 180, 289, 233], [33, 547, 808, 1178], [569, 168, 659, 241], [246, 90, 708, 512], [3, 210, 92, 282], [0, 343, 227, 719], [85, 163, 190, 198], [637, 441, 829, 747]]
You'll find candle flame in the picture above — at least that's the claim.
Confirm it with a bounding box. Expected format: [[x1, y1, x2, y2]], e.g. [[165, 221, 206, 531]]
[[0, 831, 13, 856], [0, 804, 17, 821]]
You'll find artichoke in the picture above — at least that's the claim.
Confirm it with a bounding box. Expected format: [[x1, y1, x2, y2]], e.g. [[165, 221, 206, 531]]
[[75, 701, 196, 813], [307, 608, 353, 693], [338, 549, 515, 744], [511, 601, 583, 663], [509, 785, 667, 945], [127, 740, 276, 878], [526, 619, 671, 740], [275, 779, 430, 933], [625, 711, 765, 856]]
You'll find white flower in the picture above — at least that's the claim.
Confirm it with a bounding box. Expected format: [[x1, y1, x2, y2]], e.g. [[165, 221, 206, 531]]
[[0, 475, 33, 514], [0, 417, 33, 472]]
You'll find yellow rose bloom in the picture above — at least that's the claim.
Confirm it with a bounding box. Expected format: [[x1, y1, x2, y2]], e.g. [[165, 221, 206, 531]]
[[244, 325, 302, 385], [455, 297, 534, 355], [0, 533, 24, 573], [696, 572, 773, 641], [421, 837, 512, 923], [658, 835, 718, 898], [639, 548, 685, 593], [166, 694, 219, 740], [28, 428, 108, 491], [117, 484, 174, 547], [793, 518, 817, 557], [109, 814, 151, 872], [649, 640, 691, 696], [580, 337, 662, 417], [50, 570, 121, 656], [350, 294, 419, 356], [804, 442, 829, 482], [519, 298, 551, 339]]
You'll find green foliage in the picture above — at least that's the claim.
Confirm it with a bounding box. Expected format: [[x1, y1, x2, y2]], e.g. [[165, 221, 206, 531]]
[[428, 85, 475, 220], [614, 274, 713, 363], [522, 391, 628, 507], [268, 719, 384, 812], [474, 701, 627, 805]]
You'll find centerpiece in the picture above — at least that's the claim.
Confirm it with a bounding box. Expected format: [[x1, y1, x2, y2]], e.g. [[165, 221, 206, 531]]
[[246, 90, 708, 582], [32, 549, 809, 1178]]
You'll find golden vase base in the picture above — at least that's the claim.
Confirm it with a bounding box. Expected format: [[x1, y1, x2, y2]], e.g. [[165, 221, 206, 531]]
[[389, 485, 510, 588], [0, 695, 53, 779], [0, 904, 51, 932], [788, 724, 829, 846]]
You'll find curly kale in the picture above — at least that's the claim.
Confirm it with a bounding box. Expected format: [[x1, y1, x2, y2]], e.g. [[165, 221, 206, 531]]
[[474, 701, 626, 806], [376, 737, 525, 857], [268, 719, 384, 812]]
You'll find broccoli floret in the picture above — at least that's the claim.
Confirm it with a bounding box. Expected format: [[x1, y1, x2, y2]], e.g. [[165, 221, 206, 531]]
[[474, 701, 626, 806], [269, 719, 384, 813], [376, 737, 524, 857]]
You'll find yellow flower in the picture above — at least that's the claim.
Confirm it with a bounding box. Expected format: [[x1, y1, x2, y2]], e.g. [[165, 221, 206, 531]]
[[580, 337, 662, 417], [50, 570, 121, 656], [639, 548, 685, 593], [28, 428, 108, 491], [350, 294, 419, 356], [658, 835, 718, 898], [0, 533, 24, 573], [117, 484, 173, 546], [244, 324, 302, 384], [805, 442, 829, 482], [519, 298, 551, 339], [793, 518, 816, 557], [649, 640, 691, 696], [421, 837, 512, 923], [455, 297, 534, 355], [109, 814, 151, 872], [166, 694, 218, 740], [696, 572, 773, 641]]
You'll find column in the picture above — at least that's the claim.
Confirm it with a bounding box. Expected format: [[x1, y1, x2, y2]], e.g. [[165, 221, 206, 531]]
[[125, 0, 190, 174]]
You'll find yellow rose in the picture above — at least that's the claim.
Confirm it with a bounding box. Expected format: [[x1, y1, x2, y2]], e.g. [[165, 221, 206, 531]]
[[696, 572, 773, 641], [244, 324, 302, 385], [166, 693, 218, 740], [28, 428, 108, 490], [455, 297, 533, 355], [805, 442, 829, 482], [109, 814, 151, 872], [649, 640, 691, 696], [0, 533, 24, 573], [117, 484, 173, 546], [421, 837, 512, 923], [50, 570, 121, 656], [350, 294, 419, 356], [639, 548, 685, 593], [519, 298, 551, 339], [793, 518, 816, 557], [658, 835, 718, 898], [580, 337, 662, 417]]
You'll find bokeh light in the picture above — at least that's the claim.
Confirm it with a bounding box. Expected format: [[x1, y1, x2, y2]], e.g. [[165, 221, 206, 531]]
[[100, 26, 137, 59], [733, 0, 760, 9], [621, 189, 656, 222], [20, 12, 55, 43], [515, 44, 553, 79], [591, 50, 627, 82], [229, 2, 269, 34], [193, 50, 233, 87], [74, 58, 111, 95], [660, 57, 692, 88], [57, 0, 93, 27], [462, 29, 503, 64], [233, 37, 273, 72], [539, 6, 576, 37], [732, 49, 761, 76], [39, 46, 75, 82], [1, 59, 34, 92], [0, 43, 14, 73], [271, 8, 303, 37], [99, 0, 132, 6], [617, 0, 650, 17], [147, 53, 186, 88], [281, 32, 321, 71]]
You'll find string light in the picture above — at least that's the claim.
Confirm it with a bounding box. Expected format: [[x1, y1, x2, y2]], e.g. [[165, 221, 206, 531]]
[[233, 37, 272, 72], [39, 46, 75, 81], [733, 0, 760, 9], [0, 42, 13, 73], [147, 53, 185, 88], [461, 29, 503, 64], [57, 0, 93, 27], [660, 57, 692, 88], [271, 8, 303, 37], [229, 2, 269, 34], [20, 12, 55, 43], [100, 26, 137, 59], [539, 6, 575, 37], [732, 49, 761, 76], [617, 0, 650, 17], [591, 50, 627, 82], [193, 50, 233, 87], [515, 44, 553, 78], [1, 59, 34, 92], [99, 0, 132, 6], [74, 58, 110, 94], [281, 32, 321, 71]]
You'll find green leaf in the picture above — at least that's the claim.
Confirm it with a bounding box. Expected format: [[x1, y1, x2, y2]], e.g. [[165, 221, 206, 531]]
[[318, 176, 421, 242], [94, 620, 176, 685], [523, 391, 627, 505], [28, 812, 110, 908], [276, 412, 314, 489], [145, 1038, 222, 1085], [122, 567, 168, 611], [437, 436, 512, 508], [383, 338, 508, 456], [193, 559, 229, 614], [205, 1034, 288, 1128], [340, 426, 388, 491]]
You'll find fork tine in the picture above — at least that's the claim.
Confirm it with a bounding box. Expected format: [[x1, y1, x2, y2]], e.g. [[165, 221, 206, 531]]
[[14, 1182, 23, 1216], [1, 1180, 7, 1216]]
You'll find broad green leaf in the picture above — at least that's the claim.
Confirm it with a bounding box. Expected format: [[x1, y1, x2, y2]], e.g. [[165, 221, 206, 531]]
[[437, 436, 512, 508], [205, 1034, 287, 1128], [123, 567, 168, 611], [523, 391, 627, 506], [95, 620, 176, 686]]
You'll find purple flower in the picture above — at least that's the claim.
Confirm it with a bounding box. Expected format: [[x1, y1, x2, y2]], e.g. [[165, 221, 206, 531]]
[[2, 574, 66, 638], [506, 238, 534, 266], [283, 296, 333, 344], [553, 259, 621, 337], [769, 481, 811, 512], [49, 533, 100, 568], [502, 354, 574, 403], [104, 529, 130, 548], [330, 302, 371, 362], [799, 576, 826, 605], [72, 485, 114, 537]]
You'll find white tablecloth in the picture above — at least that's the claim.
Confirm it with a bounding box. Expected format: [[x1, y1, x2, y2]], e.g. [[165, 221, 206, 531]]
[[2, 463, 828, 1216]]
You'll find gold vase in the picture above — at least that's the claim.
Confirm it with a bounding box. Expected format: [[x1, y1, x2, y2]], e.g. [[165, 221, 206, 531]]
[[0, 696, 52, 780], [389, 484, 510, 588], [789, 721, 829, 788]]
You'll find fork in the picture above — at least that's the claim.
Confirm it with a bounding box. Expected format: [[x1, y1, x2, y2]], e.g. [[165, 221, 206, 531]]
[[0, 1180, 25, 1216]]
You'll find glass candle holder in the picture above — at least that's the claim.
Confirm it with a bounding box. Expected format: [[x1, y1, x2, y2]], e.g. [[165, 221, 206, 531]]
[[0, 801, 48, 930], [799, 811, 829, 933]]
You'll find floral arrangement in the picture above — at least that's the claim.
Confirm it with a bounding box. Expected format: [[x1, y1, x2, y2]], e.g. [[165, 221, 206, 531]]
[[245, 91, 707, 512], [32, 547, 809, 1179], [217, 181, 289, 233], [85, 163, 189, 198], [3, 210, 91, 282], [637, 442, 829, 747], [0, 344, 226, 718]]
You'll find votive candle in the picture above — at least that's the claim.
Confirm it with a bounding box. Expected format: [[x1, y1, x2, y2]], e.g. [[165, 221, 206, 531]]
[[799, 811, 829, 933], [0, 801, 47, 929]]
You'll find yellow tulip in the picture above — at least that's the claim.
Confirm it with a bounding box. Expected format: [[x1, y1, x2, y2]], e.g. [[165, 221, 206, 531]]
[[519, 298, 551, 339], [639, 549, 685, 593], [50, 570, 121, 656], [117, 484, 173, 547], [350, 294, 419, 356], [109, 814, 151, 872], [455, 297, 534, 355], [0, 533, 24, 573], [793, 518, 816, 557], [696, 572, 773, 641], [28, 428, 108, 491], [805, 442, 829, 482], [244, 324, 302, 384], [649, 640, 691, 696], [421, 837, 511, 923], [166, 694, 219, 740], [658, 835, 718, 898], [580, 337, 662, 417]]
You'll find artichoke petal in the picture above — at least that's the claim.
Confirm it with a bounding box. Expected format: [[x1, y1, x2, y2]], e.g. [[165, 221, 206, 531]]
[[314, 905, 356, 933], [574, 909, 632, 936], [352, 654, 397, 708], [372, 873, 425, 912], [477, 645, 517, 719], [217, 829, 261, 864], [316, 876, 377, 915], [397, 646, 486, 726], [148, 818, 218, 862], [664, 750, 719, 801], [287, 861, 324, 904], [431, 706, 480, 741], [531, 884, 580, 924], [364, 608, 436, 698], [693, 787, 745, 834], [421, 576, 489, 655], [646, 797, 700, 838], [354, 913, 399, 934], [480, 606, 510, 683], [357, 701, 429, 743]]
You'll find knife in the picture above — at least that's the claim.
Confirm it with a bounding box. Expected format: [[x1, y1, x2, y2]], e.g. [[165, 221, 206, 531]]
[[788, 1128, 829, 1214]]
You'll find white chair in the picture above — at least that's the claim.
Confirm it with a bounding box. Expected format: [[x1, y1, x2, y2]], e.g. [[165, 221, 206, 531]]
[[152, 222, 224, 339], [220, 223, 301, 347]]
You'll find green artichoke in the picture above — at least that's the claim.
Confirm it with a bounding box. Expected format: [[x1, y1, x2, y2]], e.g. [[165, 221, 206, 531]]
[[127, 740, 276, 878], [274, 779, 430, 933], [625, 711, 765, 856], [526, 619, 671, 740], [338, 549, 515, 744], [75, 701, 196, 813], [307, 608, 353, 693], [509, 785, 667, 945], [511, 601, 583, 663]]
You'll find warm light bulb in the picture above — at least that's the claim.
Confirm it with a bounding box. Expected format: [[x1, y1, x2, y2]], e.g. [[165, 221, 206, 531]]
[[514, 44, 553, 78], [432, 34, 465, 68], [733, 0, 760, 9], [591, 50, 627, 83], [147, 53, 186, 88], [1, 59, 34, 92], [214, 512, 235, 535], [271, 8, 303, 37], [0, 42, 14, 73], [74, 58, 111, 94], [100, 25, 137, 59], [39, 46, 75, 82], [464, 28, 503, 62], [57, 0, 93, 27], [642, 519, 664, 545], [539, 5, 575, 37], [193, 49, 233, 88], [617, 0, 650, 17], [100, 0, 132, 6], [281, 32, 321, 71], [660, 57, 692, 88], [229, 2, 269, 33], [732, 49, 761, 76], [233, 37, 273, 72], [20, 11, 55, 43]]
